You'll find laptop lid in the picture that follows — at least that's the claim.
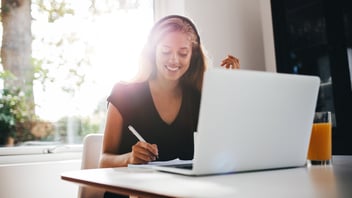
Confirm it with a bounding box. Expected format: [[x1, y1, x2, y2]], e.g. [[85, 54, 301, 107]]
[[154, 69, 320, 175]]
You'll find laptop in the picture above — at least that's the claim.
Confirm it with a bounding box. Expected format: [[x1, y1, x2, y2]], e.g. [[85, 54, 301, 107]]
[[152, 68, 320, 176]]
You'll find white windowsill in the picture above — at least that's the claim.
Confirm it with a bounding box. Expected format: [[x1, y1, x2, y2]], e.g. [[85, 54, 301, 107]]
[[0, 144, 83, 165]]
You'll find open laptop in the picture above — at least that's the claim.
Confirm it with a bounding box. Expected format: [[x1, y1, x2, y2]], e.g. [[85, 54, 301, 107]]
[[152, 68, 320, 176]]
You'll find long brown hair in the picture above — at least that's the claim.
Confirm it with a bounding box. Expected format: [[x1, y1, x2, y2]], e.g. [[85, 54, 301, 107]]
[[136, 15, 208, 91]]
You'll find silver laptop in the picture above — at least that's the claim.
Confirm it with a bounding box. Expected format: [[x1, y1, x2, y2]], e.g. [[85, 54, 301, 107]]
[[152, 69, 320, 176]]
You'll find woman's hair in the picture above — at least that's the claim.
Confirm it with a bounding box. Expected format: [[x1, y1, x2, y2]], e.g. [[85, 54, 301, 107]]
[[136, 15, 208, 91]]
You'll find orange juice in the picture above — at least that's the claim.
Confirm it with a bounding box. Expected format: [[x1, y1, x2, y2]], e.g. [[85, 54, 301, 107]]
[[307, 123, 332, 161]]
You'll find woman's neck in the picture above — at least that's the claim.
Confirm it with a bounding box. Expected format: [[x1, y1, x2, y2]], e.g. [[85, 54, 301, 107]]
[[149, 78, 182, 97]]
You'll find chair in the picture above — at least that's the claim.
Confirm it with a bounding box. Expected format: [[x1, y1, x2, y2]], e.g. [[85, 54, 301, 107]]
[[78, 133, 105, 198]]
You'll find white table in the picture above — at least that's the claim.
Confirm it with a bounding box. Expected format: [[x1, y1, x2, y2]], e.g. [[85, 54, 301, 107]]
[[61, 156, 352, 197]]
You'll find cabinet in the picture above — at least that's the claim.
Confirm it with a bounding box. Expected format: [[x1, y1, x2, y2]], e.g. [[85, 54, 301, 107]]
[[271, 0, 352, 154]]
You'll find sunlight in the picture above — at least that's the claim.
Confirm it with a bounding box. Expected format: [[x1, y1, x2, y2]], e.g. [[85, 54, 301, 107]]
[[32, 1, 154, 122]]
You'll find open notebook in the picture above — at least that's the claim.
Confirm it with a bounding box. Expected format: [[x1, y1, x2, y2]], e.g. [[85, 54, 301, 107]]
[[130, 69, 320, 176]]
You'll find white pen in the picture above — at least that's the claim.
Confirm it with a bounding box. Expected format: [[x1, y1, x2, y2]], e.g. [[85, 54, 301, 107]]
[[128, 125, 146, 142], [128, 125, 159, 159]]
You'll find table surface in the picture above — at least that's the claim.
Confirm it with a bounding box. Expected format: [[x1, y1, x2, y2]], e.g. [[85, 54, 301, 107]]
[[61, 156, 352, 198]]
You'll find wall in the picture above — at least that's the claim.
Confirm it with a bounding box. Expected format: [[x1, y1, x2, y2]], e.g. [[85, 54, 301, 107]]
[[154, 0, 276, 71], [259, 0, 277, 72], [0, 153, 81, 198]]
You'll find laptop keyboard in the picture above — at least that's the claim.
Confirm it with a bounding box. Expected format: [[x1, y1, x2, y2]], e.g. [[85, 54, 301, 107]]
[[170, 163, 193, 170]]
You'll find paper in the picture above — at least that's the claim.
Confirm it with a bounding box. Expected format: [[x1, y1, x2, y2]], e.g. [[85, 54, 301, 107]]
[[128, 158, 193, 168]]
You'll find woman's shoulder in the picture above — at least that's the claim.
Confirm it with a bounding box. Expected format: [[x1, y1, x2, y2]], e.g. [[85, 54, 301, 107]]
[[112, 81, 148, 93], [108, 81, 149, 107]]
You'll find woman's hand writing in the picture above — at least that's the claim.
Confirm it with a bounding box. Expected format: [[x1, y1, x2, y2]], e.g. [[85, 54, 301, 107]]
[[129, 141, 159, 164], [221, 55, 240, 69]]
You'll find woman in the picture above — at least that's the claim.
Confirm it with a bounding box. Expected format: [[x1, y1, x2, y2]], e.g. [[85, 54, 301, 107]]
[[99, 15, 240, 168]]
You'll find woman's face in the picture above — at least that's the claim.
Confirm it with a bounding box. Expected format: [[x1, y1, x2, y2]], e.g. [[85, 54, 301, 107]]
[[155, 31, 192, 82]]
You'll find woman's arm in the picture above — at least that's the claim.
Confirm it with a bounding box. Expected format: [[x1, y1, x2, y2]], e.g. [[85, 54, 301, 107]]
[[99, 104, 130, 168], [99, 104, 158, 168]]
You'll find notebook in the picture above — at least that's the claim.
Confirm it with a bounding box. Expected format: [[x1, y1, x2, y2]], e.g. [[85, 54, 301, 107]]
[[151, 69, 320, 176]]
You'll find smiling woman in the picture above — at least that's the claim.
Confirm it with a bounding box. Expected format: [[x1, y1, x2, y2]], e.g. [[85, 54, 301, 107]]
[[0, 0, 154, 146]]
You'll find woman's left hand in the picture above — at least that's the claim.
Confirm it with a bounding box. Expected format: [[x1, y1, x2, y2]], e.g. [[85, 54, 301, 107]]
[[220, 55, 240, 69]]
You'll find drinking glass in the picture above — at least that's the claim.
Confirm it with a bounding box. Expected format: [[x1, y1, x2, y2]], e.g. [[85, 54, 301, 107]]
[[307, 112, 332, 165]]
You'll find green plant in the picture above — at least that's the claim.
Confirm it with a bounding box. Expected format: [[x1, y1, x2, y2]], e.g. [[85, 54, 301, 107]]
[[0, 89, 16, 144], [0, 88, 35, 145]]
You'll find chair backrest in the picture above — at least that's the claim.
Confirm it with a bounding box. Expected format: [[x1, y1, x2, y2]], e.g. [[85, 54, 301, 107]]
[[78, 133, 105, 198], [81, 133, 103, 169]]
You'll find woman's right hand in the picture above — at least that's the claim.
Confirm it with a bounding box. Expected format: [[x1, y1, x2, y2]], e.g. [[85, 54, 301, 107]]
[[129, 141, 159, 164]]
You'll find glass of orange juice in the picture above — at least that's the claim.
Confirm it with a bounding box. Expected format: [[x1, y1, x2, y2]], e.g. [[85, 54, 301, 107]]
[[307, 111, 332, 165]]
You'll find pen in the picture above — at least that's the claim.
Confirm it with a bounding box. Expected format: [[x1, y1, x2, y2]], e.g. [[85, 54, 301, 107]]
[[128, 125, 158, 159], [128, 125, 146, 142]]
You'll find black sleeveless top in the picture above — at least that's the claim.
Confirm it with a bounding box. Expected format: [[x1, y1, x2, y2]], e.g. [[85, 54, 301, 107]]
[[107, 81, 201, 161]]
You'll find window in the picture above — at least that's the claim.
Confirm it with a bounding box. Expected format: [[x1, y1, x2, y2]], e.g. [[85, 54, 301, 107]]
[[0, 0, 154, 148]]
